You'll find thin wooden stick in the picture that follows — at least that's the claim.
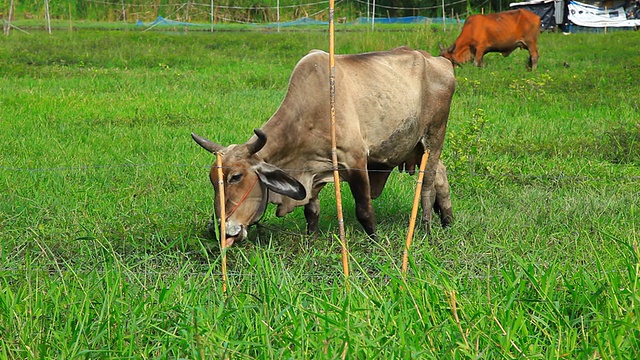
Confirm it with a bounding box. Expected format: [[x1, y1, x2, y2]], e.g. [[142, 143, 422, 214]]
[[328, 0, 349, 280], [447, 290, 470, 348], [68, 1, 73, 32], [402, 149, 429, 273], [215, 153, 228, 293], [44, 0, 51, 34], [5, 0, 15, 36]]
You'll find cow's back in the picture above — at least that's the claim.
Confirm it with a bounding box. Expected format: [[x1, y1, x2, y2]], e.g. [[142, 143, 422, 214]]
[[290, 47, 454, 166], [515, 9, 542, 39]]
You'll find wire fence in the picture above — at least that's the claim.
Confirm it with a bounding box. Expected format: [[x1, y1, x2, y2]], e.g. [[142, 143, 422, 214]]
[[5, 0, 495, 26], [2, 159, 637, 287], [1, 161, 639, 183], [79, 0, 485, 22], [1, 241, 634, 300]]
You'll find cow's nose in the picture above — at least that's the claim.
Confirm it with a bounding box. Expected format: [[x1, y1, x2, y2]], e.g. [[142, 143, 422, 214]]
[[226, 223, 242, 238], [225, 223, 247, 247]]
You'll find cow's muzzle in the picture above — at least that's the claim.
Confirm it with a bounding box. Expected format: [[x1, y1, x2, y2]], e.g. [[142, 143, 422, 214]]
[[224, 222, 247, 247], [207, 218, 247, 247]]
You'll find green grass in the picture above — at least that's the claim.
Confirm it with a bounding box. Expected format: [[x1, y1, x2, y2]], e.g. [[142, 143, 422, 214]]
[[1, 28, 639, 358]]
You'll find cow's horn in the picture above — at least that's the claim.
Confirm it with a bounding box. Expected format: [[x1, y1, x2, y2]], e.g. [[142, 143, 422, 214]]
[[247, 129, 267, 154], [191, 133, 224, 154]]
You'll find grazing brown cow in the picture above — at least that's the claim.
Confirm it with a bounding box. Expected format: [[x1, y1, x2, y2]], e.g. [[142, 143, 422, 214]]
[[192, 46, 456, 246], [440, 9, 541, 70]]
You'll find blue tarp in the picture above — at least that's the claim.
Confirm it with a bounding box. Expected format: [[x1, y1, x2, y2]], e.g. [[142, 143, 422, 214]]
[[263, 17, 329, 28], [261, 16, 462, 28], [136, 16, 203, 27], [354, 16, 462, 25], [137, 15, 461, 28]]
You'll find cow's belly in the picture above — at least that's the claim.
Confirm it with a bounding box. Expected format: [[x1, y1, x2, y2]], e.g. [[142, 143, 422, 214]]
[[365, 114, 422, 166], [356, 93, 423, 166]]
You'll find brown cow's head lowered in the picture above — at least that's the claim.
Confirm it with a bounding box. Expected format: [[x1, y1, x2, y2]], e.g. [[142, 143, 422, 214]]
[[438, 43, 472, 68], [191, 129, 306, 246]]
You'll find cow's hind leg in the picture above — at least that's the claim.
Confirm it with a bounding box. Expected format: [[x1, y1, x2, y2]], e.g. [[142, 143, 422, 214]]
[[419, 150, 445, 235], [421, 180, 437, 235], [434, 202, 454, 228], [434, 162, 454, 228], [527, 39, 539, 70]]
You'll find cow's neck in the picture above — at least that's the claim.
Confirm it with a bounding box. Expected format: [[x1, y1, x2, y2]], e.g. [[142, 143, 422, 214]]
[[256, 104, 314, 167], [258, 110, 334, 191]]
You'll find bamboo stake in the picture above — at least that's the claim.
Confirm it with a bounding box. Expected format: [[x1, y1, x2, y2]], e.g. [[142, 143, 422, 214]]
[[215, 153, 228, 293], [447, 290, 470, 348], [44, 0, 51, 34], [328, 0, 349, 280], [68, 1, 73, 32], [5, 0, 15, 36], [402, 149, 429, 273], [441, 0, 445, 32], [371, 0, 376, 31], [121, 0, 126, 24], [184, 0, 190, 33]]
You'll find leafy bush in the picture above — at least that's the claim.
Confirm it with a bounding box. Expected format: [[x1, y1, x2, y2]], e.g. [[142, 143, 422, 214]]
[[446, 107, 488, 179]]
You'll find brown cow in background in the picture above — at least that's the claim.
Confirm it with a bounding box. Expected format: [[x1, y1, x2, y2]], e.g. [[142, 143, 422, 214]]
[[440, 9, 541, 70]]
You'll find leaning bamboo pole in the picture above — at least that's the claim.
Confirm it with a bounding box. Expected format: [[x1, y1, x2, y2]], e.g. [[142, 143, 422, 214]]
[[328, 0, 350, 279], [402, 149, 429, 273], [215, 153, 228, 293]]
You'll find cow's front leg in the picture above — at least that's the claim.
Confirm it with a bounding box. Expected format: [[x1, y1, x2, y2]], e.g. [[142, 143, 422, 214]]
[[346, 167, 376, 239], [473, 45, 486, 67], [527, 42, 539, 70], [304, 196, 320, 236]]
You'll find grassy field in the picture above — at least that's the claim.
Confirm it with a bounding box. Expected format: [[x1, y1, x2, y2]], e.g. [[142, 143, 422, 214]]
[[1, 26, 639, 358]]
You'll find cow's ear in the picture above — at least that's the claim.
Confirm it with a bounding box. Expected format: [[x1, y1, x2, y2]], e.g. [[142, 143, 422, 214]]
[[254, 163, 306, 200]]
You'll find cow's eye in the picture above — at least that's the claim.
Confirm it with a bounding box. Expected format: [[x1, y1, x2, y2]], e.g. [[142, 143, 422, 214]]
[[229, 173, 243, 183]]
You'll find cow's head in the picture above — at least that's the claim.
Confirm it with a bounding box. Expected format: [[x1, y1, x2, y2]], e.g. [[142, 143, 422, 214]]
[[439, 43, 470, 67], [439, 44, 458, 66], [191, 129, 306, 246]]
